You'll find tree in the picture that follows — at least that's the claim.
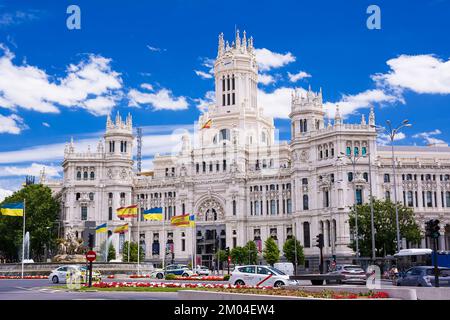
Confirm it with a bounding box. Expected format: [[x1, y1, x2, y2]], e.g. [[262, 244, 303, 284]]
[[263, 237, 280, 266], [231, 246, 246, 265], [283, 237, 305, 274], [0, 184, 60, 262], [122, 241, 144, 262], [107, 244, 116, 262], [348, 198, 422, 257], [243, 241, 258, 265]]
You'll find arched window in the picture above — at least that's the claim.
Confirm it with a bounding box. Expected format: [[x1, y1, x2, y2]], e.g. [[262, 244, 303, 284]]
[[89, 192, 94, 200], [219, 129, 230, 142], [303, 194, 309, 210], [303, 222, 310, 248], [261, 131, 266, 144], [302, 178, 308, 185], [76, 193, 81, 200], [83, 171, 88, 180], [348, 172, 353, 182], [76, 171, 81, 180], [108, 207, 113, 220], [90, 171, 95, 180]]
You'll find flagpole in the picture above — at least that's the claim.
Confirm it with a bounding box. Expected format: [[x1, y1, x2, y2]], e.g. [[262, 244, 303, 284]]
[[127, 222, 131, 263], [191, 221, 195, 273], [21, 199, 26, 279], [162, 209, 166, 270], [137, 207, 141, 275]]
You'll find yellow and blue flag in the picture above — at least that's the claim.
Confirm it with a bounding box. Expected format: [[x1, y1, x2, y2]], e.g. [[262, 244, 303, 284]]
[[95, 223, 107, 233], [143, 207, 163, 221], [189, 214, 195, 227], [0, 202, 24, 217]]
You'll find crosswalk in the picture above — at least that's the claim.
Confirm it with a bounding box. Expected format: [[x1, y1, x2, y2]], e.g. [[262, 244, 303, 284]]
[[15, 286, 65, 294]]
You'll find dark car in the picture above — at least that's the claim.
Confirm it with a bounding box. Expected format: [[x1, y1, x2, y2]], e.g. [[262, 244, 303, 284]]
[[396, 266, 450, 287]]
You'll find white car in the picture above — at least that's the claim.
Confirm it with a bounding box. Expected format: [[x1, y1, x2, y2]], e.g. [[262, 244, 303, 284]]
[[195, 265, 211, 276], [48, 265, 101, 284], [229, 265, 298, 287]]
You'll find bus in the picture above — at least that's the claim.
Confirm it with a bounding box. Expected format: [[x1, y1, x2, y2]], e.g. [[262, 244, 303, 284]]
[[394, 249, 450, 271]]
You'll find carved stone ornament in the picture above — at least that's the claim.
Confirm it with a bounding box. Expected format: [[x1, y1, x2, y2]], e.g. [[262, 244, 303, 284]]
[[197, 197, 224, 221]]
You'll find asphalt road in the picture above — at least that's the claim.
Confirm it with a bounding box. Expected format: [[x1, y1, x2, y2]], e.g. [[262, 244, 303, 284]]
[[0, 278, 397, 300]]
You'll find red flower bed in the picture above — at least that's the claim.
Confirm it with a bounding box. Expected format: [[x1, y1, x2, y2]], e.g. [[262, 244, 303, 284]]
[[88, 281, 270, 290], [0, 275, 48, 279], [368, 291, 390, 299]]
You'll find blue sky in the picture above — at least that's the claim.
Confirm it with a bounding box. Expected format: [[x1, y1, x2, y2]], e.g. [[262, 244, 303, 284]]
[[0, 0, 450, 196]]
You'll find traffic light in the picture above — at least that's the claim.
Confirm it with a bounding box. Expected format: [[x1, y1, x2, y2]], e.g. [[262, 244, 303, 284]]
[[315, 233, 324, 249], [225, 246, 230, 255], [88, 233, 94, 249], [425, 219, 440, 239]]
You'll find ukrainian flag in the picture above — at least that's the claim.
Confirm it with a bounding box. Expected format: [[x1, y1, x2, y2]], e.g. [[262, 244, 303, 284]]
[[143, 207, 163, 221], [189, 214, 195, 227], [95, 223, 107, 233], [0, 202, 24, 217]]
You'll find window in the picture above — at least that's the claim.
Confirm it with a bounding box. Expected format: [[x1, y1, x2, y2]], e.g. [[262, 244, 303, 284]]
[[446, 192, 450, 208], [302, 178, 308, 185], [385, 191, 391, 201], [356, 189, 363, 205], [354, 147, 359, 156], [109, 141, 115, 153], [286, 199, 292, 214], [81, 206, 87, 220], [270, 200, 276, 215], [181, 239, 185, 252], [90, 171, 95, 180], [76, 192, 81, 200], [348, 172, 353, 182], [196, 163, 199, 173], [407, 191, 414, 207], [303, 195, 309, 210], [303, 222, 310, 248], [83, 171, 88, 180], [346, 146, 351, 156], [362, 146, 367, 156], [323, 190, 329, 207], [427, 191, 433, 207], [254, 201, 259, 216], [384, 174, 390, 183], [363, 172, 369, 182], [223, 160, 227, 171], [108, 192, 113, 199], [76, 171, 81, 180], [232, 200, 236, 216], [89, 192, 94, 201], [108, 207, 113, 220]]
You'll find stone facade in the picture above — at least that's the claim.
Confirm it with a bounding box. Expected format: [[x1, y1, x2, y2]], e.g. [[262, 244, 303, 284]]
[[45, 31, 450, 270]]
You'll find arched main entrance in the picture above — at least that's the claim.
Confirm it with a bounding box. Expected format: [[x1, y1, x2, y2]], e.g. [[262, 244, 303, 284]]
[[195, 196, 226, 271]]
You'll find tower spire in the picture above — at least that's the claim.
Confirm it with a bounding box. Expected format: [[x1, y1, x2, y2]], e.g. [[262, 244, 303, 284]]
[[218, 32, 224, 57], [369, 106, 375, 126], [334, 104, 342, 125], [235, 29, 241, 48], [242, 30, 247, 50]]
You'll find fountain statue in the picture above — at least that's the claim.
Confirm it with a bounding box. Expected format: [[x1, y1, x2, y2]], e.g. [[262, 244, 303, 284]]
[[52, 228, 88, 262]]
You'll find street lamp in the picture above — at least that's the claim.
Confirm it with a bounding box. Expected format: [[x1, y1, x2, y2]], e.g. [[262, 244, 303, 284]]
[[372, 120, 412, 253], [339, 151, 363, 260]]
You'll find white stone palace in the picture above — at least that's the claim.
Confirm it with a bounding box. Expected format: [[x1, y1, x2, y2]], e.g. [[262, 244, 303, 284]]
[[44, 31, 450, 270]]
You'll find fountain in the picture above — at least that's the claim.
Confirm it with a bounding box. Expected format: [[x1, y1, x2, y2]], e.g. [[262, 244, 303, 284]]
[[22, 232, 34, 263], [104, 235, 113, 262]]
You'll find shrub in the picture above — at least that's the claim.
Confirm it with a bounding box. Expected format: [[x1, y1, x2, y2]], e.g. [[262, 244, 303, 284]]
[[165, 273, 176, 280], [223, 274, 230, 281]]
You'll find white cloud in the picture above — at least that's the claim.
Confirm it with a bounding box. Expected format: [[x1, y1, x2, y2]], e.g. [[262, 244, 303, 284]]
[[288, 71, 311, 82], [0, 113, 27, 134], [258, 87, 305, 119], [377, 132, 406, 146], [194, 91, 215, 113], [140, 83, 153, 91], [0, 163, 61, 178], [42, 122, 50, 127], [254, 48, 295, 71], [258, 73, 275, 85], [372, 54, 450, 94], [412, 129, 447, 145], [0, 45, 123, 116], [128, 86, 189, 111], [146, 45, 165, 52], [0, 10, 38, 27], [194, 70, 213, 79], [0, 188, 13, 202], [323, 89, 403, 118]]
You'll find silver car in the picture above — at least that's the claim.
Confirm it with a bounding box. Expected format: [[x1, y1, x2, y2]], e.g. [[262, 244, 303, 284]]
[[326, 264, 367, 284], [396, 266, 450, 287]]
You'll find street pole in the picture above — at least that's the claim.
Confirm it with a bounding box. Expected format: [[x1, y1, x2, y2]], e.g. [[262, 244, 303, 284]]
[[368, 153, 376, 260], [21, 199, 26, 279], [137, 204, 141, 275], [390, 139, 402, 252], [352, 160, 359, 260], [294, 222, 298, 275]]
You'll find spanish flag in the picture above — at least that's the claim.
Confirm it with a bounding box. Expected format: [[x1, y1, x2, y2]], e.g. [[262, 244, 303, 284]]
[[113, 223, 129, 234], [201, 119, 212, 129], [116, 205, 138, 218], [170, 214, 190, 227], [189, 214, 195, 227], [143, 207, 163, 221], [95, 223, 107, 233], [0, 202, 24, 217]]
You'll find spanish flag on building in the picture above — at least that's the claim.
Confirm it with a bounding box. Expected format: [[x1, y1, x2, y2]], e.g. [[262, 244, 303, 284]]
[[201, 119, 212, 129], [95, 223, 107, 233], [170, 214, 190, 227], [143, 207, 163, 221], [113, 223, 129, 234], [116, 205, 138, 218], [0, 202, 24, 217]]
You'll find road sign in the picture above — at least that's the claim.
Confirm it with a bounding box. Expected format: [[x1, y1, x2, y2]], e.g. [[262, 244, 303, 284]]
[[86, 250, 96, 262]]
